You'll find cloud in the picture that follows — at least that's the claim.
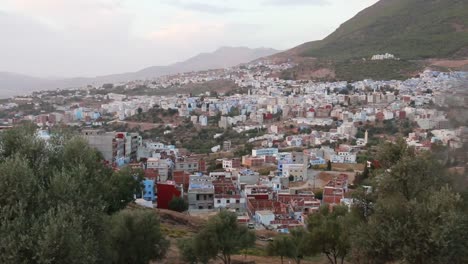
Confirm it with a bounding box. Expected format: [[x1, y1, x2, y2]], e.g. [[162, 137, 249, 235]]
[[162, 0, 239, 14], [264, 0, 330, 6]]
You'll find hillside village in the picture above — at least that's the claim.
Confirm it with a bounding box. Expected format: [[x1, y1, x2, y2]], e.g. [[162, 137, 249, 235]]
[[2, 0, 468, 263], [0, 59, 466, 236]]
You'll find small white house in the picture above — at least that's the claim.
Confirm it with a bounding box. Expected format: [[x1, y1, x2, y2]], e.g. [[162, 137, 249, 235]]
[[255, 210, 275, 226]]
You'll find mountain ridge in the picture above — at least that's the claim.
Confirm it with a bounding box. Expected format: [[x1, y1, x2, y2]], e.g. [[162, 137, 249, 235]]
[[0, 47, 280, 98]]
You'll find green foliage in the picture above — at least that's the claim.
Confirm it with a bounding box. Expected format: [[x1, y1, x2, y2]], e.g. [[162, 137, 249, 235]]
[[106, 167, 144, 213], [314, 189, 323, 200], [287, 228, 310, 264], [108, 209, 169, 264], [267, 228, 310, 264], [234, 143, 254, 157], [0, 125, 166, 264], [257, 167, 273, 176], [168, 196, 188, 212], [178, 238, 210, 264], [126, 106, 178, 123], [307, 206, 352, 264], [351, 139, 468, 263], [375, 137, 411, 169], [180, 210, 256, 264], [267, 235, 294, 264]]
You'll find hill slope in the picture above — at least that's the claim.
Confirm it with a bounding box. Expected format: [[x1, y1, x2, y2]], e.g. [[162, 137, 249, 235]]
[[275, 0, 468, 81], [0, 47, 279, 98], [0, 72, 55, 98], [131, 47, 279, 81], [301, 0, 468, 60]]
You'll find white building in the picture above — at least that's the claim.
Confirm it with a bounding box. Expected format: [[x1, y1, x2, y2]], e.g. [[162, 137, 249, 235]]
[[330, 152, 357, 164], [282, 163, 306, 181], [255, 210, 275, 226]]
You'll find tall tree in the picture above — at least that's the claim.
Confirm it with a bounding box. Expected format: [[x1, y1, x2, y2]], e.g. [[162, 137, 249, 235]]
[[107, 209, 169, 264], [267, 235, 294, 264], [168, 196, 188, 212], [286, 228, 310, 264], [178, 238, 211, 264], [184, 210, 255, 264], [351, 140, 468, 264], [307, 205, 352, 264], [0, 125, 167, 264]]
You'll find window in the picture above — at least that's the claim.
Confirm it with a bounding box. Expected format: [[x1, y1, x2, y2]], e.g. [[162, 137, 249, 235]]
[[217, 200, 221, 203], [226, 200, 230, 203], [236, 200, 240, 204], [199, 206, 203, 209]]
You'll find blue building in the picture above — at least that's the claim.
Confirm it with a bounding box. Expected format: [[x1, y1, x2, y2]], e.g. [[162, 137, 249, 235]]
[[92, 112, 101, 120], [143, 179, 156, 201], [74, 107, 83, 120]]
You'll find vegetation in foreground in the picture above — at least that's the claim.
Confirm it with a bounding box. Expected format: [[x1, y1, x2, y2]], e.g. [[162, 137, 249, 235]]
[[178, 210, 256, 264], [0, 124, 169, 264]]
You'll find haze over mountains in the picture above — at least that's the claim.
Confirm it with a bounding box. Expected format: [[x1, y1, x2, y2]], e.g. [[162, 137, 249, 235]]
[[0, 47, 279, 98]]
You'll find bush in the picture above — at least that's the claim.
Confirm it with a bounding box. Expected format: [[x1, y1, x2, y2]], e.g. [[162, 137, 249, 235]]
[[168, 196, 188, 212], [108, 209, 169, 264]]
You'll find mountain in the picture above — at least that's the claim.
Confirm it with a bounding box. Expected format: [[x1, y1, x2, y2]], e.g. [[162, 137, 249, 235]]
[[302, 0, 468, 60], [276, 0, 468, 81], [0, 72, 56, 98], [0, 47, 279, 98], [140, 47, 279, 77]]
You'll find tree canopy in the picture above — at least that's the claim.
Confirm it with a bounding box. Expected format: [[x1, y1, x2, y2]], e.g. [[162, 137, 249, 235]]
[[307, 205, 352, 264], [168, 196, 188, 212], [350, 138, 468, 264], [178, 210, 255, 264], [0, 125, 168, 264]]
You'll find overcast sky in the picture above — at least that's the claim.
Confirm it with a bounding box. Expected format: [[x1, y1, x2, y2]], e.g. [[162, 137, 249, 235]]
[[0, 0, 378, 78]]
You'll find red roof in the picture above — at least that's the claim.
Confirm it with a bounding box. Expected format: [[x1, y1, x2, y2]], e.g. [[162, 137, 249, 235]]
[[323, 196, 342, 204], [323, 186, 344, 205]]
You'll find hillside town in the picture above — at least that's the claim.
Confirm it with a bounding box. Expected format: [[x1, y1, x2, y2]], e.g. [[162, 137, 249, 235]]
[[2, 0, 468, 262], [0, 60, 466, 234]]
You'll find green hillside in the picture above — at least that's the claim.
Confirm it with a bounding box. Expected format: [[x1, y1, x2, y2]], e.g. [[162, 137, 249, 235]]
[[301, 0, 468, 60]]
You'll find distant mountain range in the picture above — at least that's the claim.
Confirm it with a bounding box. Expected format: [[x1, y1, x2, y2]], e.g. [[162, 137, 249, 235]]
[[0, 47, 279, 98], [274, 0, 468, 81]]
